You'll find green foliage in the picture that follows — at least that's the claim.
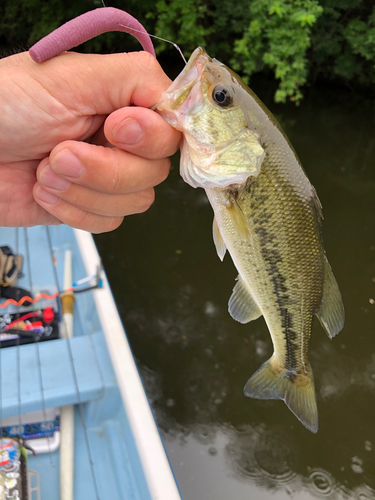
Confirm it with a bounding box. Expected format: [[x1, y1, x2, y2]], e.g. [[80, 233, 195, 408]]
[[150, 0, 375, 103], [310, 1, 375, 87], [232, 0, 323, 103], [150, 0, 213, 55], [0, 0, 375, 103], [342, 8, 375, 83]]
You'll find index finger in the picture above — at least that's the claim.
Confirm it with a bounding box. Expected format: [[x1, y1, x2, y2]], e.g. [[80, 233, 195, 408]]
[[28, 50, 173, 115]]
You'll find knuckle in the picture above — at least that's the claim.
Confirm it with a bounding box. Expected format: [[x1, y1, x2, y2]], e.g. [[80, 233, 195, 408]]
[[135, 188, 155, 213], [72, 209, 91, 230], [78, 212, 124, 234], [88, 147, 122, 193], [158, 159, 171, 183], [57, 206, 89, 231], [91, 216, 124, 234], [107, 216, 124, 232], [151, 125, 181, 160], [134, 51, 160, 74], [155, 132, 172, 159]]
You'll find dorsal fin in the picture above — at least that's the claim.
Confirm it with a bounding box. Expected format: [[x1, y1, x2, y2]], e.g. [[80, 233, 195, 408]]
[[316, 256, 345, 339]]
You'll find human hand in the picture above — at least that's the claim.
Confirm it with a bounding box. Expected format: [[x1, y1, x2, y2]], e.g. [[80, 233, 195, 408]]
[[0, 50, 181, 233]]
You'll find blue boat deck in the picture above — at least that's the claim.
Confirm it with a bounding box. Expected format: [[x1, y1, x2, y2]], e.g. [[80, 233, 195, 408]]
[[0, 225, 177, 500]]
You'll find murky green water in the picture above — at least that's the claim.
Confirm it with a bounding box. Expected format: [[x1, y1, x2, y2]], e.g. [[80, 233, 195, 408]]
[[95, 82, 375, 500]]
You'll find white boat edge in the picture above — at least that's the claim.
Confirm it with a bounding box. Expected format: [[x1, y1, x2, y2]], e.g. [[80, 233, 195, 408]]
[[74, 228, 182, 500]]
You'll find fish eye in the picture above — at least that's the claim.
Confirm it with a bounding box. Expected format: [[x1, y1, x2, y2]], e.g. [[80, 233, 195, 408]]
[[212, 84, 233, 107]]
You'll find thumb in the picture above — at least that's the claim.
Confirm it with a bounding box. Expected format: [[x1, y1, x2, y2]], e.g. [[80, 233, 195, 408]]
[[26, 50, 173, 115]]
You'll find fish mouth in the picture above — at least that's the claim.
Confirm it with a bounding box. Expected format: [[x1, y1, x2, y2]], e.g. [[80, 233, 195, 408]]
[[154, 47, 210, 126], [165, 47, 209, 94]]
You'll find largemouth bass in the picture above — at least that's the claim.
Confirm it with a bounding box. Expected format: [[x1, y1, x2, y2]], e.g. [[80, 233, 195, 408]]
[[156, 47, 345, 433]]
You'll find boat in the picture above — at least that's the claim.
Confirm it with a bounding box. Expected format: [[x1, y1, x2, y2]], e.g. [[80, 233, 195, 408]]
[[0, 224, 182, 500]]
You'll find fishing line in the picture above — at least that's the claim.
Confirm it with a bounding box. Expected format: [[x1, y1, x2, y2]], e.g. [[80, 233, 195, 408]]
[[46, 227, 101, 500], [24, 228, 55, 467], [118, 24, 187, 64]]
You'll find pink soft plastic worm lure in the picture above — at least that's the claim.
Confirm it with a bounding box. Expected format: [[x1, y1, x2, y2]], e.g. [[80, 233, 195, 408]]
[[29, 7, 155, 63]]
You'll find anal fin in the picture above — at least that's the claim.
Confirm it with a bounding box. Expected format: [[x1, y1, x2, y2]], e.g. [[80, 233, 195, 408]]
[[228, 275, 262, 323], [316, 256, 345, 339]]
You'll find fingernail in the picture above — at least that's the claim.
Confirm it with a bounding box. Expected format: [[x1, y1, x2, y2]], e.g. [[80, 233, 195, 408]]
[[35, 186, 60, 205], [52, 149, 84, 178], [113, 118, 143, 145], [40, 165, 70, 191]]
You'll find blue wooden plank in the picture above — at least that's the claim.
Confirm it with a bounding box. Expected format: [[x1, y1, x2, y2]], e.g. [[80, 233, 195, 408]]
[[0, 332, 116, 417]]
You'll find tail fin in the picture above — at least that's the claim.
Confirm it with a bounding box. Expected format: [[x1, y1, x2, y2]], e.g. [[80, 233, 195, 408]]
[[244, 358, 318, 433]]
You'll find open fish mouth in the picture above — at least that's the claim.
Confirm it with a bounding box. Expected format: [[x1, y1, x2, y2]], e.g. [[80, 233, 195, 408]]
[[166, 47, 208, 93], [154, 47, 210, 127]]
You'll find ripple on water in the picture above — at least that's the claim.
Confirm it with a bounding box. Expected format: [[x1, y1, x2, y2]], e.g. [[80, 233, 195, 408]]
[[364, 440, 372, 452], [351, 457, 364, 474], [305, 468, 335, 498], [253, 446, 297, 485], [351, 484, 375, 500], [193, 426, 216, 446], [225, 426, 298, 489]]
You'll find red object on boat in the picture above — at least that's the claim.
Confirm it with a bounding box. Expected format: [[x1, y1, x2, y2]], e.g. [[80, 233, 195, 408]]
[[43, 307, 55, 323]]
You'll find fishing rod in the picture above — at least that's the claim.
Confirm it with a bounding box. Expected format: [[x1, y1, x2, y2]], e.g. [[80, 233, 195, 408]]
[[0, 264, 103, 309]]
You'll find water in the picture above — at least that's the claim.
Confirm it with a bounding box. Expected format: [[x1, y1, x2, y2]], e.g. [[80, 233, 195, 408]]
[[95, 82, 375, 500]]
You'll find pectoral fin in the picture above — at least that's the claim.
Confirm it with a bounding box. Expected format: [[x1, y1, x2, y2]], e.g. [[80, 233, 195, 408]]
[[227, 194, 252, 245], [212, 217, 227, 261], [316, 256, 345, 339], [228, 275, 262, 323]]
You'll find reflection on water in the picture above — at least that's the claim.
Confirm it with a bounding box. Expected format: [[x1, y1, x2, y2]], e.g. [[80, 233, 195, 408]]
[[160, 424, 375, 500], [95, 83, 375, 499], [306, 468, 335, 498], [226, 425, 375, 499], [226, 425, 299, 488]]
